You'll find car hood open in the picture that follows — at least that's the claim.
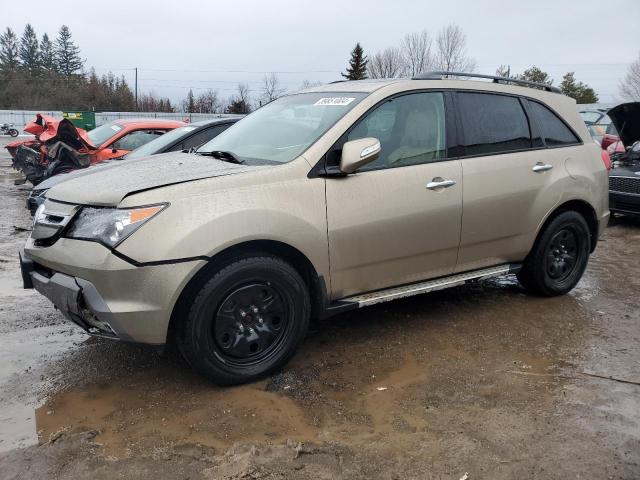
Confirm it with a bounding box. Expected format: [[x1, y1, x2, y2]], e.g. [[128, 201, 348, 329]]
[[45, 152, 265, 206], [28, 114, 96, 147], [607, 102, 640, 147]]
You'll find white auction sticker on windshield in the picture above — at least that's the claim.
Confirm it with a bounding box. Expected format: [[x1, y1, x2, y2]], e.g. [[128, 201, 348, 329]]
[[314, 97, 356, 106]]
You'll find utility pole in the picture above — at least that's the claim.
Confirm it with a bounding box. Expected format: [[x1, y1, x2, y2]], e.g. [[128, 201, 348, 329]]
[[134, 67, 138, 111]]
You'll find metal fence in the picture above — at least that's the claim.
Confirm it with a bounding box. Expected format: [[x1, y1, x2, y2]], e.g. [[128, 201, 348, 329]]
[[0, 110, 244, 132]]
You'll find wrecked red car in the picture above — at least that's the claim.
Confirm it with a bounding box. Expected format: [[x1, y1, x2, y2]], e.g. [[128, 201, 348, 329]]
[[6, 114, 184, 185]]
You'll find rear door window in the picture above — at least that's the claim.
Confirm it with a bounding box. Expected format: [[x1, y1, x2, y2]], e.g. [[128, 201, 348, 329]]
[[456, 92, 531, 156], [529, 101, 581, 147]]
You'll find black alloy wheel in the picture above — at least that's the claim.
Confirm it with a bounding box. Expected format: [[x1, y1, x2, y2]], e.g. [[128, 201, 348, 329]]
[[178, 256, 310, 385], [517, 211, 590, 296]]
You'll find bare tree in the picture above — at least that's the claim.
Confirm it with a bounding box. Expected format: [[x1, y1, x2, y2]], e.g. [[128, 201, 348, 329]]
[[433, 24, 476, 73], [195, 89, 221, 113], [368, 46, 404, 79], [299, 80, 322, 90], [620, 52, 640, 101], [225, 83, 252, 114], [261, 73, 286, 104], [400, 30, 433, 77], [495, 65, 515, 78]]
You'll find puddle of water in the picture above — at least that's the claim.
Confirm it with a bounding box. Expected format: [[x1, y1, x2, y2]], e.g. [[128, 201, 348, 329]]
[[0, 325, 86, 453], [35, 379, 319, 457]]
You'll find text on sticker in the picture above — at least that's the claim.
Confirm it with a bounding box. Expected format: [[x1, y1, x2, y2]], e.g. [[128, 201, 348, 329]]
[[314, 97, 356, 106]]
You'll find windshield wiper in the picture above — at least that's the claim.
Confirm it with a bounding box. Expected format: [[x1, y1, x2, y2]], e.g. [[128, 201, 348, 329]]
[[197, 150, 244, 164]]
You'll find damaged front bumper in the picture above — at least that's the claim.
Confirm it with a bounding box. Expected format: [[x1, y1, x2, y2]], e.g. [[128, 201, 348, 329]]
[[21, 238, 206, 344], [20, 251, 119, 338]]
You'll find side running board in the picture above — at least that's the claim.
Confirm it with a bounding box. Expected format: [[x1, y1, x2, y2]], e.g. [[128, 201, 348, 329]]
[[342, 264, 518, 308]]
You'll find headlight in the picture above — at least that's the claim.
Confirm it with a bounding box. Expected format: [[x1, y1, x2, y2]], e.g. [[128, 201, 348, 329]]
[[29, 188, 47, 199], [65, 204, 166, 248], [33, 204, 45, 226]]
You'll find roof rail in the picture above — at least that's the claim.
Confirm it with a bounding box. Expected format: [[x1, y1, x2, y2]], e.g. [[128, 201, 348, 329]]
[[412, 71, 562, 94]]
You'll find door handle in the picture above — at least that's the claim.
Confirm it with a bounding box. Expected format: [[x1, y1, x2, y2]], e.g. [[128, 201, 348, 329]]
[[532, 163, 553, 172], [426, 178, 456, 190]]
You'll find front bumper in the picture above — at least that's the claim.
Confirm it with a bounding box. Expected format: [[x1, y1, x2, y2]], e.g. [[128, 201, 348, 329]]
[[22, 237, 206, 344], [609, 190, 640, 216]]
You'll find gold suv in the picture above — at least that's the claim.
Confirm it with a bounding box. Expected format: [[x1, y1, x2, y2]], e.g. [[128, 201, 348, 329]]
[[21, 73, 610, 384]]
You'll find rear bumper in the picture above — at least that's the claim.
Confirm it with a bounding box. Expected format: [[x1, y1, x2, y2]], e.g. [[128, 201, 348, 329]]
[[609, 190, 640, 216], [22, 238, 206, 344]]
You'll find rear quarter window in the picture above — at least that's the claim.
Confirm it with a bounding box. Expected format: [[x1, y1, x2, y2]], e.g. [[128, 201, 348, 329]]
[[457, 92, 531, 156], [529, 101, 581, 147]]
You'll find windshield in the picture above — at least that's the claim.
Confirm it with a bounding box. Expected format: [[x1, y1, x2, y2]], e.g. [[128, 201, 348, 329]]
[[126, 125, 196, 159], [197, 92, 367, 163], [87, 122, 123, 146]]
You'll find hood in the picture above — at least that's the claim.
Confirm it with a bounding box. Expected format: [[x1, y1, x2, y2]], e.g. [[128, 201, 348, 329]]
[[25, 113, 95, 148], [46, 151, 265, 206], [607, 102, 640, 147]]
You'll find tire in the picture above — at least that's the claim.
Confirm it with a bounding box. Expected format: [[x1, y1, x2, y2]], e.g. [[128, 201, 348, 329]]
[[517, 211, 591, 297], [178, 256, 310, 385], [9, 128, 19, 137]]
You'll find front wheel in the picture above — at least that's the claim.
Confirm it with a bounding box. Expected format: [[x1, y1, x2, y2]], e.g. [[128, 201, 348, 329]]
[[517, 211, 591, 297], [9, 128, 19, 137], [178, 256, 310, 385]]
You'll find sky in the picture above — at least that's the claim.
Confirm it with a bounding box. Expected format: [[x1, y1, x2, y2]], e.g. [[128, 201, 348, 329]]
[[4, 0, 640, 105]]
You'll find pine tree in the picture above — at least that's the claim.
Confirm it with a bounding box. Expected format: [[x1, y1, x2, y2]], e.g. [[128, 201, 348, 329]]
[[115, 75, 135, 110], [0, 27, 20, 71], [184, 89, 196, 113], [40, 33, 56, 73], [225, 97, 250, 114], [341, 43, 368, 80], [55, 25, 83, 78], [19, 24, 39, 72], [518, 66, 553, 86], [86, 68, 103, 109], [560, 72, 598, 104]]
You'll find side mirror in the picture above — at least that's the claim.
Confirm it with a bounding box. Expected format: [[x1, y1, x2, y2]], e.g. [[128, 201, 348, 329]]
[[340, 137, 381, 174]]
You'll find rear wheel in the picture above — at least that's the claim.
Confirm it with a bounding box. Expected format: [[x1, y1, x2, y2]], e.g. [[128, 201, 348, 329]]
[[9, 128, 18, 137], [517, 211, 590, 296], [178, 256, 310, 385]]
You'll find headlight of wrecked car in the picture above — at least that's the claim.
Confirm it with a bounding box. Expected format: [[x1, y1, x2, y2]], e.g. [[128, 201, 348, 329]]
[[65, 204, 166, 247]]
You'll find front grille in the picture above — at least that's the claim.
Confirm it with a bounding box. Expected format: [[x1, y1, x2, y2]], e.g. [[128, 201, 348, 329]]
[[609, 176, 640, 195]]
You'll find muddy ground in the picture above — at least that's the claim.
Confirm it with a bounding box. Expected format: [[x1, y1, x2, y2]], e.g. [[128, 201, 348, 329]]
[[0, 137, 638, 479]]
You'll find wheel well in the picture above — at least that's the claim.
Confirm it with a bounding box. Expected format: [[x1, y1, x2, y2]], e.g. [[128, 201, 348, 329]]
[[167, 240, 324, 344], [540, 200, 599, 253]]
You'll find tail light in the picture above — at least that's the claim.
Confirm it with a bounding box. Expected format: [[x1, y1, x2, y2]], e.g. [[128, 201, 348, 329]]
[[601, 149, 612, 170]]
